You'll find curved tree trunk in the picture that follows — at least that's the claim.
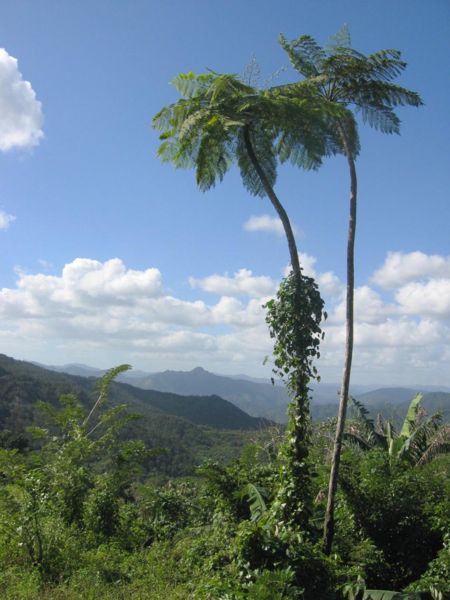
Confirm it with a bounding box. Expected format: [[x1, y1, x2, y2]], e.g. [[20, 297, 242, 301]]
[[243, 126, 301, 278], [323, 125, 357, 555], [244, 125, 316, 530]]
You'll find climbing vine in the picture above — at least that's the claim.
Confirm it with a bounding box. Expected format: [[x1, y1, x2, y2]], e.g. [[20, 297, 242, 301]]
[[265, 271, 326, 529]]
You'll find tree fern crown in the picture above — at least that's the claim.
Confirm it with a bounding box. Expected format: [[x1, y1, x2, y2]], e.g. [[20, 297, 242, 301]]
[[279, 28, 423, 155], [153, 70, 351, 196]]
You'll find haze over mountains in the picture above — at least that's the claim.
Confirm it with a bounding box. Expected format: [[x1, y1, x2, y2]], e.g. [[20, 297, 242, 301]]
[[42, 361, 450, 424]]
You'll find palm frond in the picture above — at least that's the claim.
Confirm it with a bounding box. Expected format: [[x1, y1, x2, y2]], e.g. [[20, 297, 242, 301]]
[[366, 49, 406, 81], [279, 33, 326, 78], [195, 123, 233, 191], [326, 24, 351, 52], [344, 427, 372, 450], [416, 423, 450, 466], [352, 81, 423, 109], [171, 72, 213, 98], [356, 104, 401, 134], [347, 397, 387, 449], [237, 126, 277, 197], [152, 104, 177, 132], [349, 397, 373, 428]]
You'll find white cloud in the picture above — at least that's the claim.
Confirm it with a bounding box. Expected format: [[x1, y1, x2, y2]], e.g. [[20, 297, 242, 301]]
[[395, 279, 450, 317], [189, 268, 276, 297], [0, 258, 274, 372], [1, 253, 449, 386], [330, 286, 396, 324], [0, 209, 15, 230], [372, 251, 450, 288], [0, 48, 43, 151], [244, 214, 295, 236]]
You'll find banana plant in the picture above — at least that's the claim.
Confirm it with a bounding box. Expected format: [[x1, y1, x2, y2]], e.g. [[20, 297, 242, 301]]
[[345, 394, 450, 466]]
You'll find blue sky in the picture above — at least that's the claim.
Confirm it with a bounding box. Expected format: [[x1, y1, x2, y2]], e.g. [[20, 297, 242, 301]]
[[0, 0, 449, 386]]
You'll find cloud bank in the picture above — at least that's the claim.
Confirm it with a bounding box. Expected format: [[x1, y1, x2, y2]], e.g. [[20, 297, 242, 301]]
[[0, 48, 43, 151], [1, 252, 449, 385]]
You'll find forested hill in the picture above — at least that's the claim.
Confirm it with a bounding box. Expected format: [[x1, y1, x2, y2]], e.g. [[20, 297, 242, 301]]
[[0, 354, 270, 431], [0, 354, 272, 476], [44, 362, 360, 421], [43, 362, 292, 421]]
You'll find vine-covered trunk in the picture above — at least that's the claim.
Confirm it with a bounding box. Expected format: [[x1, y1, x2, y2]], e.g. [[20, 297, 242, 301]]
[[244, 125, 319, 529], [323, 128, 357, 554]]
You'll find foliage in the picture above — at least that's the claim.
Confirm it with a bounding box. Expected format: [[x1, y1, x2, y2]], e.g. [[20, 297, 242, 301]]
[[0, 366, 151, 581], [346, 395, 450, 466], [264, 272, 325, 530], [279, 27, 422, 144], [339, 449, 446, 590], [153, 71, 345, 196]]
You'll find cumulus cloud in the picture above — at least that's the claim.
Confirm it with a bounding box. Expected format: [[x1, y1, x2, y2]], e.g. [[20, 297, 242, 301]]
[[1, 253, 449, 386], [244, 214, 295, 236], [330, 286, 397, 324], [0, 258, 275, 371], [372, 251, 450, 288], [189, 268, 276, 297], [0, 48, 43, 151], [395, 279, 450, 318], [0, 209, 15, 230]]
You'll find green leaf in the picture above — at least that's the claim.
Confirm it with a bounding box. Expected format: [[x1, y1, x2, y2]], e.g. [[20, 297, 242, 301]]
[[400, 393, 423, 439], [244, 483, 268, 522]]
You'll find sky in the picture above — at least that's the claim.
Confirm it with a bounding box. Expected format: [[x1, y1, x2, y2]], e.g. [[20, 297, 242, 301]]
[[0, 0, 449, 387]]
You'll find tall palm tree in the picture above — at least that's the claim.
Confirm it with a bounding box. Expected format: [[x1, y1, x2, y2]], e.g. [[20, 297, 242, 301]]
[[279, 28, 423, 553], [153, 72, 344, 527]]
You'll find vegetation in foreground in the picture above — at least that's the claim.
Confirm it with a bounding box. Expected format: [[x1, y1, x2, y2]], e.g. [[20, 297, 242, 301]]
[[0, 367, 448, 599]]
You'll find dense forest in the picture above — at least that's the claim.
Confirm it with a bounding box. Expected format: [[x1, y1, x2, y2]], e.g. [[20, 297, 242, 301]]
[[0, 355, 449, 598]]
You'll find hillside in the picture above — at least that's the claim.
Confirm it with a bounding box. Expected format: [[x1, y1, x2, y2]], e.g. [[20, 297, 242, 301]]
[[42, 361, 450, 423], [0, 354, 270, 475], [44, 363, 363, 422]]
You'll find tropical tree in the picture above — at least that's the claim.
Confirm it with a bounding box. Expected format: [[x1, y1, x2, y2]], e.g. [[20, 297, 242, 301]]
[[279, 28, 423, 553], [153, 71, 332, 276], [153, 72, 344, 528]]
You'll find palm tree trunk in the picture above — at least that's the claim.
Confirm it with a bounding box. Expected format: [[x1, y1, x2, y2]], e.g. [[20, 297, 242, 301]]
[[323, 125, 357, 555], [243, 126, 301, 277]]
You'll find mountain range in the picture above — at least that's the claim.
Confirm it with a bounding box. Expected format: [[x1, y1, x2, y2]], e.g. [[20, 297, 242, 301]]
[[0, 354, 272, 476], [41, 361, 450, 424]]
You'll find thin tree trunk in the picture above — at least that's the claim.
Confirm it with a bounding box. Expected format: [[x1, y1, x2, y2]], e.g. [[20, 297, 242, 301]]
[[244, 125, 314, 530], [323, 125, 357, 555], [243, 126, 301, 278]]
